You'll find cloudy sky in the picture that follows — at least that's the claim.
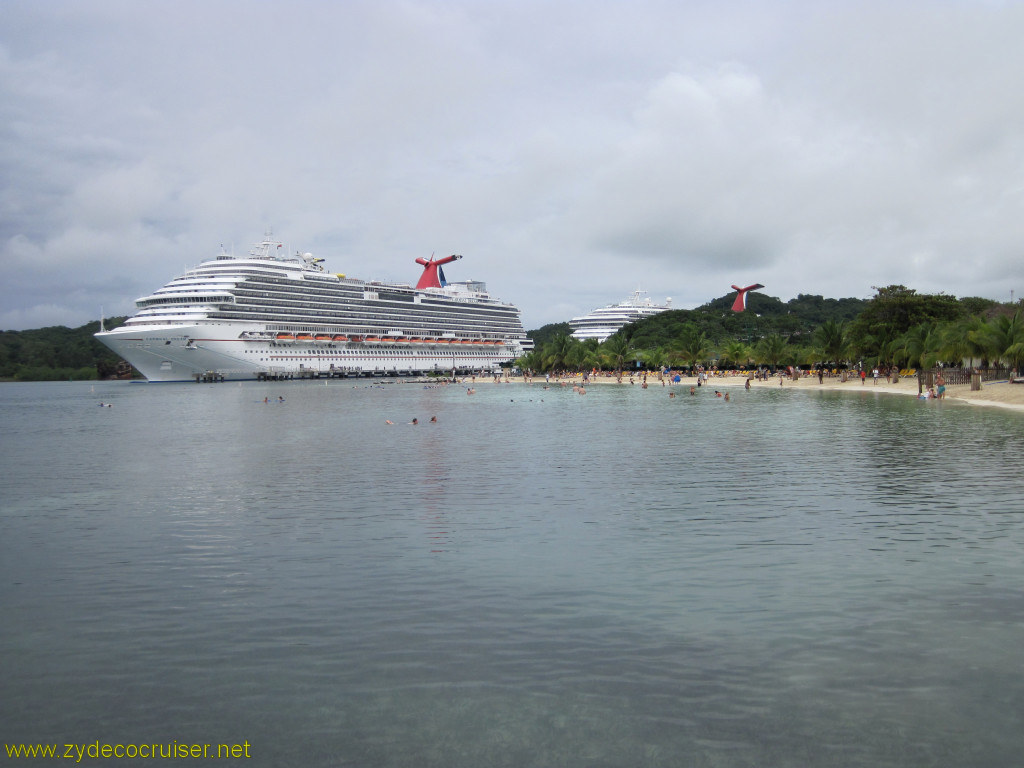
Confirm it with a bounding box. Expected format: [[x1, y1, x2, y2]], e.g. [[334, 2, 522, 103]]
[[2, 0, 1023, 331]]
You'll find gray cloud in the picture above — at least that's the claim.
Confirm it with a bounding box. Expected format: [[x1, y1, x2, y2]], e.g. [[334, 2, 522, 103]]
[[2, 0, 1022, 331]]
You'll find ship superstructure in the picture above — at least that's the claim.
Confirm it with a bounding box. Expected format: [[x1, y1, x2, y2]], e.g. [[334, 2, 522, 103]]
[[569, 290, 672, 343], [95, 234, 528, 382]]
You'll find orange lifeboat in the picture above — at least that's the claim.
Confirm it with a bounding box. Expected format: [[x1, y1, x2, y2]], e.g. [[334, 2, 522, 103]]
[[332, 334, 349, 342], [276, 332, 295, 341]]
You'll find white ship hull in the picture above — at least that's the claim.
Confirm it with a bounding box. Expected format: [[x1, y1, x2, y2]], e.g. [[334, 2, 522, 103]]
[[98, 323, 517, 382]]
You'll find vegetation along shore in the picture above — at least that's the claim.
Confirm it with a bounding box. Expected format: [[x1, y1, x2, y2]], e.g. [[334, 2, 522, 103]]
[[3, 286, 1021, 397]]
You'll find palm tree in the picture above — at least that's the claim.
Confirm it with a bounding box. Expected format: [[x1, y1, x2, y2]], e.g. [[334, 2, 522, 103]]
[[720, 340, 752, 370], [600, 335, 636, 381], [977, 310, 1024, 370], [514, 350, 543, 375], [567, 339, 600, 373], [938, 315, 988, 368], [643, 346, 669, 374], [755, 334, 789, 372], [675, 324, 710, 371], [898, 322, 942, 371], [541, 334, 578, 372], [813, 319, 850, 368]]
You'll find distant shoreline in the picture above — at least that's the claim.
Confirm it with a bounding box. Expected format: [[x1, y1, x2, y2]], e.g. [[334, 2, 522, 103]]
[[478, 372, 1024, 413]]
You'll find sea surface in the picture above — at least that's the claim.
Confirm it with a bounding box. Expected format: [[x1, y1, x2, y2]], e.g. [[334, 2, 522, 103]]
[[2, 379, 1023, 767]]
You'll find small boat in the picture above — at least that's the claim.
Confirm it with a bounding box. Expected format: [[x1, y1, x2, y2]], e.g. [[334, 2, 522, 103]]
[[276, 332, 295, 340], [315, 334, 332, 341], [332, 334, 349, 342]]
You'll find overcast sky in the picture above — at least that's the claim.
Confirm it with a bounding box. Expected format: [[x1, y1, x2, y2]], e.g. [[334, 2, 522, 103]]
[[2, 0, 1023, 331]]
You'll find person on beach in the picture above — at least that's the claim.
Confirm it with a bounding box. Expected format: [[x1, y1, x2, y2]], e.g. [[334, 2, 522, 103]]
[[936, 373, 946, 399], [860, 369, 867, 385], [872, 367, 879, 385]]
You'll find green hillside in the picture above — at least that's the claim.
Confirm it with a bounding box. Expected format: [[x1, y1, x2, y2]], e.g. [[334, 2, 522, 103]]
[[0, 318, 129, 381]]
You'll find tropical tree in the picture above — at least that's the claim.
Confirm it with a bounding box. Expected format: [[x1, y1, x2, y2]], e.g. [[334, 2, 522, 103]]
[[848, 285, 963, 362], [755, 334, 789, 372], [719, 340, 752, 369], [898, 322, 943, 371], [642, 346, 670, 373], [977, 310, 1024, 369], [541, 334, 578, 372], [938, 315, 989, 368], [675, 323, 711, 370], [600, 335, 636, 381], [514, 349, 543, 375], [813, 319, 850, 368], [567, 338, 600, 372]]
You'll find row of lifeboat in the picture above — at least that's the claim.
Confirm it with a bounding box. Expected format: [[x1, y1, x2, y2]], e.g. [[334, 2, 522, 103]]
[[273, 332, 504, 346]]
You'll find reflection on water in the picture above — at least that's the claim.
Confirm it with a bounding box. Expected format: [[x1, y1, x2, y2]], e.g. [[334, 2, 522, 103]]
[[1, 381, 1023, 767]]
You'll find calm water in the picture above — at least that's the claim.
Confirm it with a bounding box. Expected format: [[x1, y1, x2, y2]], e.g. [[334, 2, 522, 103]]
[[2, 379, 1023, 767]]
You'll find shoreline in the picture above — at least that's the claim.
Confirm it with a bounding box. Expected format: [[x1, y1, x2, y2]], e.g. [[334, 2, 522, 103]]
[[485, 373, 1024, 413]]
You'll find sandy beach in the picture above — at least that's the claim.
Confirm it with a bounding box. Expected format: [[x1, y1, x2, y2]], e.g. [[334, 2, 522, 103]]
[[490, 372, 1024, 413]]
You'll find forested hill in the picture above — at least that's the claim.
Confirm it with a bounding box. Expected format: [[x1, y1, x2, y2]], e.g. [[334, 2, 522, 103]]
[[546, 291, 870, 348], [0, 318, 128, 381]]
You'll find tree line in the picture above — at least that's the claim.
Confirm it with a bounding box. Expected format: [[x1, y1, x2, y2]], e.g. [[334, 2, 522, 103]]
[[2, 286, 1021, 381], [519, 286, 1023, 378], [0, 319, 128, 381]]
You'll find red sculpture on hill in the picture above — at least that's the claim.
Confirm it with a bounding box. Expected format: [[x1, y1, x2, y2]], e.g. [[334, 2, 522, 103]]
[[730, 283, 764, 312]]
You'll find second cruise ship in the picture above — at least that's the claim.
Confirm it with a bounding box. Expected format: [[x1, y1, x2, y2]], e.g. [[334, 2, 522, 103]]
[[569, 290, 672, 343]]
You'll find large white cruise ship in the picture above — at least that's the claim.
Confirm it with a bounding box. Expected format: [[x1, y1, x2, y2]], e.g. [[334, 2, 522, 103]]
[[569, 290, 672, 342], [95, 234, 529, 382]]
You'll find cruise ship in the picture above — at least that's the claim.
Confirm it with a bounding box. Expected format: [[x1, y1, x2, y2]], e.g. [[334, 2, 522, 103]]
[[95, 234, 529, 382], [569, 290, 672, 342]]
